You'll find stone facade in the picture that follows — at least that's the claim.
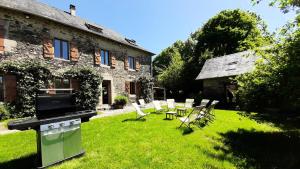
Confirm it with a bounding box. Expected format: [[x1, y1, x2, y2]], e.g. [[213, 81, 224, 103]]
[[0, 7, 153, 106]]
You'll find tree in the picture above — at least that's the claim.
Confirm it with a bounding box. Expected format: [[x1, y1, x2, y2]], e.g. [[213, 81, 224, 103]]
[[252, 0, 300, 13], [152, 41, 184, 77], [195, 9, 270, 58], [157, 46, 184, 92], [236, 0, 300, 112], [183, 9, 271, 95], [153, 9, 270, 99]]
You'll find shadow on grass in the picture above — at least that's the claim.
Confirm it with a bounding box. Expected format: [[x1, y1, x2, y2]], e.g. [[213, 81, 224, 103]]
[[122, 118, 146, 122], [238, 111, 300, 130], [177, 126, 194, 135], [0, 153, 37, 169], [211, 129, 300, 169]]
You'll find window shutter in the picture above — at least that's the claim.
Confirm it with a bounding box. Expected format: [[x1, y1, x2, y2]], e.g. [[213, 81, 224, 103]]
[[136, 81, 142, 98], [124, 55, 129, 70], [71, 79, 79, 91], [94, 48, 101, 65], [136, 57, 141, 71], [0, 20, 5, 52], [4, 75, 16, 102], [125, 81, 130, 93], [70, 41, 79, 62], [43, 36, 54, 59], [110, 52, 116, 69]]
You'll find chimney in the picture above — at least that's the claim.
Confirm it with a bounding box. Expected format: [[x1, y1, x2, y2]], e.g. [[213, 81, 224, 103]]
[[70, 4, 76, 16]]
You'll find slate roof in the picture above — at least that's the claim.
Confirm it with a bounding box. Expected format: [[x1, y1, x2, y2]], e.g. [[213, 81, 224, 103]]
[[0, 0, 155, 55], [196, 51, 259, 80]]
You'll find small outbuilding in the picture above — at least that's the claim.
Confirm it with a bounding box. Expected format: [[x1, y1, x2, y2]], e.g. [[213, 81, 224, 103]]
[[196, 51, 259, 106]]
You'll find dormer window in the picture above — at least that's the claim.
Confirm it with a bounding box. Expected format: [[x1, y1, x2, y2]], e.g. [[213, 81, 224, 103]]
[[85, 23, 103, 34], [226, 61, 238, 71]]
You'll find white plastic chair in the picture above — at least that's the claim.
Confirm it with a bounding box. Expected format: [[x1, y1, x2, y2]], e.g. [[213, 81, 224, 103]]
[[138, 99, 146, 108], [153, 100, 164, 113], [132, 103, 149, 119]]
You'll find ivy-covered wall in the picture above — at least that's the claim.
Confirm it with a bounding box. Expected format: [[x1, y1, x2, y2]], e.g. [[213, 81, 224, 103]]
[[0, 59, 103, 118]]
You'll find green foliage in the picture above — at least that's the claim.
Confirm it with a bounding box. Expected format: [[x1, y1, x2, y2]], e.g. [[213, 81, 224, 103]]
[[153, 9, 270, 98], [64, 66, 102, 110], [236, 0, 300, 113], [252, 0, 300, 13], [152, 40, 184, 77], [157, 46, 184, 91], [0, 60, 52, 117], [194, 9, 271, 57], [236, 27, 300, 112], [137, 76, 154, 103], [114, 95, 128, 106], [0, 60, 102, 117], [0, 103, 11, 120]]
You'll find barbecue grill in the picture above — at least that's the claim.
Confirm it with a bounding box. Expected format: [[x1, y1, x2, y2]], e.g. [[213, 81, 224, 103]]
[[8, 89, 97, 169]]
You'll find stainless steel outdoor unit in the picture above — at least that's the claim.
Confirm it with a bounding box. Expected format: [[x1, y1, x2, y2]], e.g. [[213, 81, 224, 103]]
[[8, 89, 97, 169]]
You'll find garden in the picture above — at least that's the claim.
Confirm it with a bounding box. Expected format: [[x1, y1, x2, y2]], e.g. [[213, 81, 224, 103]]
[[1, 108, 299, 169]]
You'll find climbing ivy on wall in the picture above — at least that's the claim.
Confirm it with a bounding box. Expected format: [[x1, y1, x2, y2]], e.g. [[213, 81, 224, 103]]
[[137, 76, 154, 103], [0, 59, 102, 118], [0, 60, 52, 117], [64, 66, 103, 110]]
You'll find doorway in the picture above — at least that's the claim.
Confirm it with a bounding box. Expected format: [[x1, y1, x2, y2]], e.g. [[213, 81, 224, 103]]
[[102, 80, 111, 105]]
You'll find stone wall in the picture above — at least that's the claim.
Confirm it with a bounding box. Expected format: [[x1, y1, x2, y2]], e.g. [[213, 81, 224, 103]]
[[0, 8, 152, 105]]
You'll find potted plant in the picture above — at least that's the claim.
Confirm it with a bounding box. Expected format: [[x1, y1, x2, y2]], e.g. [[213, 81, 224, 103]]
[[113, 95, 128, 109]]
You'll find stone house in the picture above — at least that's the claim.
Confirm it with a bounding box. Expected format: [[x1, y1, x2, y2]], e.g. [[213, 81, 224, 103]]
[[0, 0, 154, 107], [196, 51, 258, 106]]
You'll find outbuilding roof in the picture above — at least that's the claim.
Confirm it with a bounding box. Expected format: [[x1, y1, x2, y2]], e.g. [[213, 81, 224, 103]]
[[196, 51, 259, 80], [0, 0, 155, 55]]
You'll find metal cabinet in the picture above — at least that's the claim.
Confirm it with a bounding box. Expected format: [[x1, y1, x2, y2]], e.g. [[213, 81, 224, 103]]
[[37, 119, 83, 168], [63, 119, 82, 159]]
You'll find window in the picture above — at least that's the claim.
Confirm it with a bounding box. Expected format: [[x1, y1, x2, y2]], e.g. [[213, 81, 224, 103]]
[[54, 78, 71, 94], [128, 56, 136, 70], [130, 82, 136, 94], [55, 78, 70, 89], [0, 76, 3, 101], [54, 38, 69, 60], [101, 49, 110, 66]]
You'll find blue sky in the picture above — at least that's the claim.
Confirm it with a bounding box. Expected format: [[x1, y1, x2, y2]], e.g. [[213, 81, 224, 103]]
[[40, 0, 295, 55]]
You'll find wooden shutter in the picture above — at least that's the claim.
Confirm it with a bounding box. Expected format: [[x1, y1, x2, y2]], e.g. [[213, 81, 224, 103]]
[[136, 81, 142, 98], [94, 48, 101, 65], [136, 57, 141, 71], [71, 79, 79, 91], [43, 36, 54, 59], [4, 75, 16, 102], [124, 54, 129, 70], [0, 20, 5, 52], [70, 41, 79, 62], [110, 52, 116, 69], [125, 81, 130, 93]]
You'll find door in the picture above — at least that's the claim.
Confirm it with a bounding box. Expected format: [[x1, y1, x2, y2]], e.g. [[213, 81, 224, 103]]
[[102, 80, 111, 104]]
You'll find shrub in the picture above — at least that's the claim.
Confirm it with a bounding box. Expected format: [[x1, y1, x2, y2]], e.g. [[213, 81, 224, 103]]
[[0, 103, 11, 120], [114, 95, 128, 106], [64, 66, 103, 110], [137, 76, 154, 103]]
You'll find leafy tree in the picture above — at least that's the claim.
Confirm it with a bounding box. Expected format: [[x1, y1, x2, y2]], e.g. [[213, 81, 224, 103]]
[[252, 0, 300, 13], [153, 9, 271, 99], [236, 0, 300, 112], [152, 40, 184, 76], [157, 46, 184, 92], [195, 9, 270, 58]]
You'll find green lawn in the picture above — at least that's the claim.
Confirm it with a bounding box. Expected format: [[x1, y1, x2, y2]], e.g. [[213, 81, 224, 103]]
[[0, 109, 299, 169]]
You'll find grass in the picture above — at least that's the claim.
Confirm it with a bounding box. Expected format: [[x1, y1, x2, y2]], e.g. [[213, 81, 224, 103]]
[[0, 109, 299, 169]]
